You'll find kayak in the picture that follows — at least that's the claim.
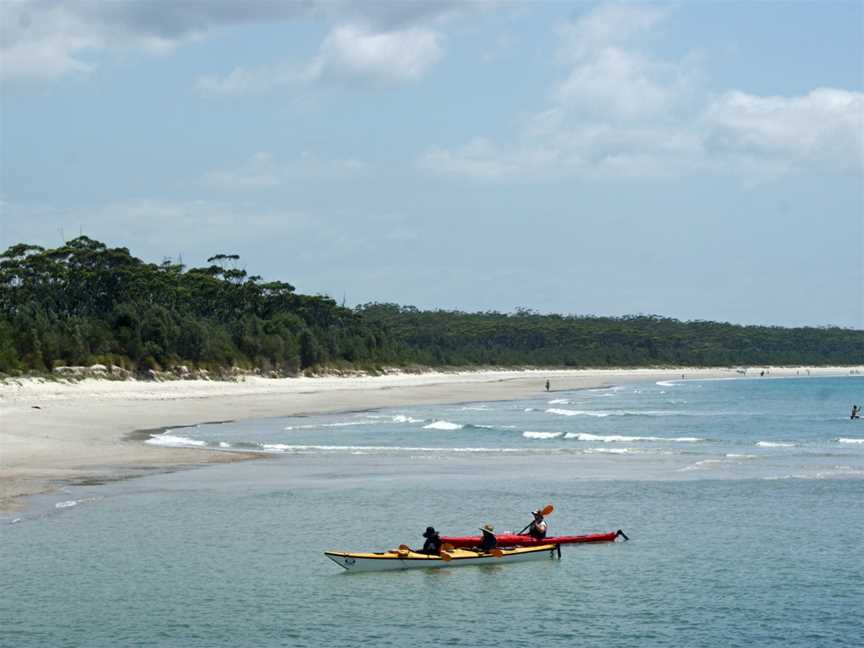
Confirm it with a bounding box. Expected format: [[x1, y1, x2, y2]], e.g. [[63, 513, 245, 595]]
[[325, 544, 558, 573], [440, 530, 627, 548]]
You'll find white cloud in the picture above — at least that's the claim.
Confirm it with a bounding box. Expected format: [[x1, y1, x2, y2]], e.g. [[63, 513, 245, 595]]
[[1, 0, 459, 83], [312, 24, 442, 86], [703, 88, 864, 171], [203, 152, 368, 190], [419, 3, 863, 181]]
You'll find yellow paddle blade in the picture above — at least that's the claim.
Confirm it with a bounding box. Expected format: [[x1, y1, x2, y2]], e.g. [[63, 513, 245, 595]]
[[441, 543, 455, 552]]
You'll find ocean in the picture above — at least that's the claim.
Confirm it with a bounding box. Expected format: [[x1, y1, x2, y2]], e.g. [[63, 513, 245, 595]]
[[2, 376, 862, 647]]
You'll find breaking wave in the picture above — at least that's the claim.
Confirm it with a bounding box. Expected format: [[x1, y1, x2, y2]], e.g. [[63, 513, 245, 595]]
[[756, 441, 797, 448], [423, 420, 463, 431], [522, 431, 564, 440], [146, 432, 208, 448], [563, 432, 703, 443], [838, 438, 864, 445]]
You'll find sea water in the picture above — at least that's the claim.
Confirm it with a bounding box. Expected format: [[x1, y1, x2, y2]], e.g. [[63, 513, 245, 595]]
[[1, 376, 862, 647]]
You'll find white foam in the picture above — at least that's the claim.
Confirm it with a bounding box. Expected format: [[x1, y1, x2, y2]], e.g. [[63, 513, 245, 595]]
[[725, 453, 757, 459], [838, 438, 864, 445], [546, 408, 610, 417], [258, 443, 514, 453], [461, 406, 490, 411], [656, 380, 678, 386], [146, 433, 207, 447], [55, 500, 77, 509], [522, 431, 563, 440], [548, 398, 570, 405], [582, 447, 636, 454], [392, 415, 425, 424], [756, 441, 797, 448], [218, 442, 232, 448], [564, 432, 703, 443], [423, 420, 463, 430]]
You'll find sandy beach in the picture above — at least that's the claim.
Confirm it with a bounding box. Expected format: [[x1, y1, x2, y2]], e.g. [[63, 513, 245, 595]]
[[1, 366, 857, 511]]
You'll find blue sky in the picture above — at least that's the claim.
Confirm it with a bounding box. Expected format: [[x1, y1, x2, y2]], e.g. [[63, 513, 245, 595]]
[[1, 1, 862, 328]]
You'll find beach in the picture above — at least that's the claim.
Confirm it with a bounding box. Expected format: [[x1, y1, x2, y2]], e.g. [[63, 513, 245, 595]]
[[0, 366, 857, 511]]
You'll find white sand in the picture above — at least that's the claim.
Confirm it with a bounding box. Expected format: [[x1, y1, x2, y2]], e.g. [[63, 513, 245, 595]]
[[1, 366, 858, 510]]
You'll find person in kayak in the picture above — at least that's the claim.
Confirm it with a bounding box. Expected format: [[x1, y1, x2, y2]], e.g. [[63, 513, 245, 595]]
[[419, 526, 442, 555], [525, 510, 548, 540], [477, 524, 497, 552]]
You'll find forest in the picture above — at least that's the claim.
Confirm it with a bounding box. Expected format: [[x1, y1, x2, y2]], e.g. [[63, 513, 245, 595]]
[[0, 237, 861, 375]]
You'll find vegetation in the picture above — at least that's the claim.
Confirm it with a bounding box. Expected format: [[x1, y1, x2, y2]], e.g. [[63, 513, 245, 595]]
[[0, 237, 861, 376]]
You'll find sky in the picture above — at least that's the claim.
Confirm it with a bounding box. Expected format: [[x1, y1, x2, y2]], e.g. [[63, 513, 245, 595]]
[[1, 0, 862, 328]]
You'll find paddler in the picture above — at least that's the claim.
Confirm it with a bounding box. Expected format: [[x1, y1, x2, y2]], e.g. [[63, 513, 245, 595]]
[[478, 524, 497, 552], [525, 509, 548, 540], [420, 526, 442, 555]]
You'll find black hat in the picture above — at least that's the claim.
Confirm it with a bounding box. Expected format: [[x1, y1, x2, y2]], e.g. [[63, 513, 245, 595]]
[[423, 526, 437, 538]]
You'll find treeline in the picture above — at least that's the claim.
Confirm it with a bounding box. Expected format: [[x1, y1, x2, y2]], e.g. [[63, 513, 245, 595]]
[[0, 238, 861, 376], [355, 305, 864, 367], [0, 237, 396, 374]]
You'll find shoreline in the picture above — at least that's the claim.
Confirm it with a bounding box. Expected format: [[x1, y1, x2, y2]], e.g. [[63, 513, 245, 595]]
[[2, 366, 860, 512]]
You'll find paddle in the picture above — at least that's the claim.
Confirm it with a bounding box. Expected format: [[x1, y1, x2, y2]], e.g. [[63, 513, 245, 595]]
[[516, 504, 554, 534], [438, 550, 452, 561], [489, 548, 504, 558]]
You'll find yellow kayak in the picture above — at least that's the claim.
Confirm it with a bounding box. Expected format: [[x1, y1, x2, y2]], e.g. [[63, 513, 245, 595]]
[[325, 544, 558, 572]]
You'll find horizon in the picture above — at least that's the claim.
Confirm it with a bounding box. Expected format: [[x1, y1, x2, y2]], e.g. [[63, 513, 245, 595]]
[[2, 1, 862, 329]]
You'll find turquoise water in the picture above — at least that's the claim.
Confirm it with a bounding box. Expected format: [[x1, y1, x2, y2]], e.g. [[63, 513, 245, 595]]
[[2, 376, 863, 647]]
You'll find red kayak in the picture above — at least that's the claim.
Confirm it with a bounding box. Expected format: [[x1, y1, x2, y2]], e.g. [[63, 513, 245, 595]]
[[440, 530, 627, 548]]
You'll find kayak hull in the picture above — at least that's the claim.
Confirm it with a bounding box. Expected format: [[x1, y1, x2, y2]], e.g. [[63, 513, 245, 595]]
[[325, 544, 557, 573], [440, 531, 620, 548]]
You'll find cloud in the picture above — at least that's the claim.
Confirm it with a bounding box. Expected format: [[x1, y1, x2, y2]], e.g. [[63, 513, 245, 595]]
[[1, 0, 458, 83], [197, 23, 443, 95], [419, 3, 862, 181], [203, 152, 369, 189], [703, 88, 864, 172], [311, 24, 442, 86]]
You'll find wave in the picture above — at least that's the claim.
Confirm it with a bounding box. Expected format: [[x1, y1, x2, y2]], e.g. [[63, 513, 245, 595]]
[[656, 380, 678, 387], [563, 432, 703, 443], [725, 453, 757, 459], [582, 447, 638, 455], [548, 398, 571, 405], [523, 431, 563, 440], [545, 407, 728, 418], [756, 441, 797, 448], [146, 433, 207, 447], [55, 500, 77, 509], [423, 420, 464, 430], [546, 408, 611, 417], [838, 438, 864, 445], [392, 415, 425, 424], [258, 443, 530, 454]]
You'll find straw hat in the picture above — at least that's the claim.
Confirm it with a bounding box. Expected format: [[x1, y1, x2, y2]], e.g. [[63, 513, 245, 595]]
[[479, 524, 495, 534]]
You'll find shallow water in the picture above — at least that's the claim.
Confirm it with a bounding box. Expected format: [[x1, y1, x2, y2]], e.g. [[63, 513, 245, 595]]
[[2, 376, 863, 647]]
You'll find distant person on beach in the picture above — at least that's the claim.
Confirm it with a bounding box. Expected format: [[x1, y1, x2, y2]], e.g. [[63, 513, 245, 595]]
[[760, 370, 765, 377], [545, 380, 550, 392], [420, 526, 442, 554], [852, 405, 861, 420], [477, 524, 497, 552], [524, 510, 548, 540]]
